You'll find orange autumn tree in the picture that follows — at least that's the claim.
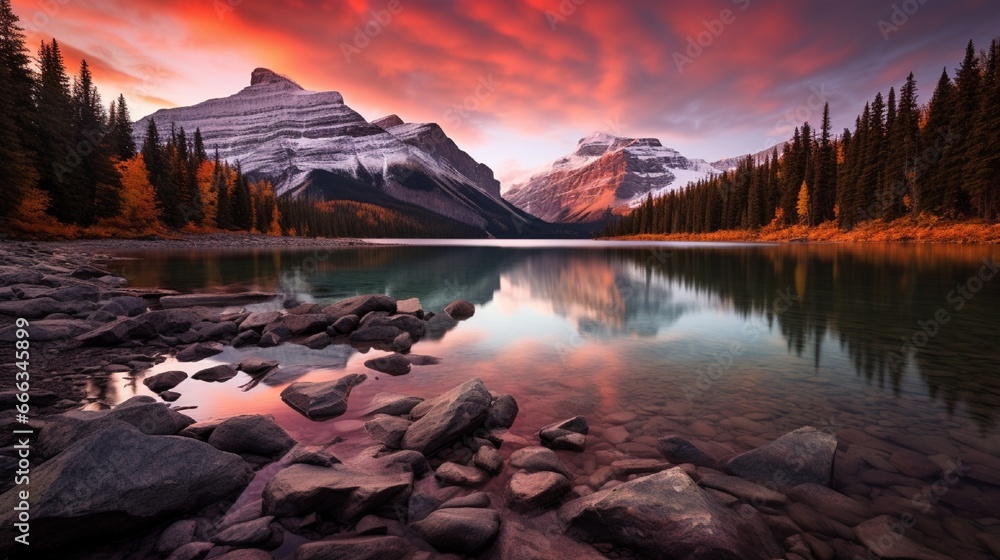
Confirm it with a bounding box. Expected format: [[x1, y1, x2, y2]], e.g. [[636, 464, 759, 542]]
[[194, 159, 220, 229], [93, 155, 165, 237], [5, 187, 77, 238]]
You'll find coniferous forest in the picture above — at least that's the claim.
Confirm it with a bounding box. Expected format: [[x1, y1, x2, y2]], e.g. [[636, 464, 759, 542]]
[[607, 37, 1000, 238], [0, 0, 467, 239]]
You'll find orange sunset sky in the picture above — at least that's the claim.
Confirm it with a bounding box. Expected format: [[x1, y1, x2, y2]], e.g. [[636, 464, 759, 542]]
[[9, 0, 999, 184]]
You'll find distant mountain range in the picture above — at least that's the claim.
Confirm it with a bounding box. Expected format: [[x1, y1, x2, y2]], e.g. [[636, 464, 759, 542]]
[[134, 68, 770, 232], [503, 132, 718, 223]]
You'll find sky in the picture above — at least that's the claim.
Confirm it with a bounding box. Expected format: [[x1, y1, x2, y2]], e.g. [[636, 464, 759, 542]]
[[11, 0, 999, 185]]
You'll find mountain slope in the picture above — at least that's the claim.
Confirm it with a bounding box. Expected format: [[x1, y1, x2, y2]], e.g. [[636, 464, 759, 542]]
[[133, 68, 539, 237], [503, 132, 717, 223]]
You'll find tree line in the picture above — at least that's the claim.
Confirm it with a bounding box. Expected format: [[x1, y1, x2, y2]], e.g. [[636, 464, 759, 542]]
[[0, 1, 465, 239], [606, 37, 1000, 237]]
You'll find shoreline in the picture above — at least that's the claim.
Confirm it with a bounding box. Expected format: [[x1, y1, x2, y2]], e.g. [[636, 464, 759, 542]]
[[20, 233, 385, 253], [604, 217, 1000, 244]]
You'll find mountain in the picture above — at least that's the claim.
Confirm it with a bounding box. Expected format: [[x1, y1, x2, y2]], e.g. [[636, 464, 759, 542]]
[[711, 141, 788, 172], [503, 132, 718, 224], [133, 68, 539, 237]]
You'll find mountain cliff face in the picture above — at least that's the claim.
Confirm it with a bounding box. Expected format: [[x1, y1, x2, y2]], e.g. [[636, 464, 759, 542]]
[[133, 69, 536, 237], [503, 133, 717, 223]]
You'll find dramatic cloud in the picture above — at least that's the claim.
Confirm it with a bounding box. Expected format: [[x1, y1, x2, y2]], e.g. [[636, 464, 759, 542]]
[[12, 0, 998, 184]]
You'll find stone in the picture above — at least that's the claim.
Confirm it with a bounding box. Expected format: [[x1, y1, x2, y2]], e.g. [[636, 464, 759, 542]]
[[365, 415, 412, 449], [294, 536, 410, 560], [192, 364, 239, 382], [473, 446, 503, 474], [104, 295, 148, 317], [786, 483, 872, 526], [657, 435, 721, 468], [364, 354, 411, 376], [350, 325, 403, 345], [212, 516, 275, 547], [484, 394, 518, 430], [212, 549, 273, 560], [178, 419, 222, 441], [698, 474, 787, 506], [602, 425, 629, 445], [401, 378, 492, 455], [542, 415, 589, 434], [444, 300, 476, 320], [331, 314, 360, 334], [35, 396, 195, 458], [540, 416, 588, 451], [177, 342, 225, 362], [300, 332, 331, 349], [143, 370, 188, 392], [722, 426, 837, 487], [156, 519, 198, 554], [855, 515, 952, 560], [485, 516, 608, 560], [410, 507, 500, 553], [391, 332, 412, 353], [239, 357, 279, 375], [435, 462, 491, 486], [287, 303, 322, 315], [208, 414, 296, 457], [286, 445, 340, 468], [322, 294, 397, 320], [509, 447, 568, 476], [354, 515, 389, 535], [505, 471, 570, 512], [425, 312, 459, 339], [232, 330, 261, 348], [165, 541, 213, 560], [360, 314, 426, 339], [0, 318, 92, 342], [440, 492, 492, 509], [258, 331, 283, 347], [160, 391, 181, 402], [888, 450, 942, 479], [542, 431, 586, 452], [280, 313, 332, 336], [70, 264, 109, 279], [239, 311, 282, 332], [560, 467, 782, 560], [0, 426, 254, 554], [77, 316, 158, 346], [262, 463, 412, 522], [280, 374, 367, 420], [396, 298, 424, 318], [198, 321, 239, 342], [364, 392, 424, 416], [610, 459, 672, 477]]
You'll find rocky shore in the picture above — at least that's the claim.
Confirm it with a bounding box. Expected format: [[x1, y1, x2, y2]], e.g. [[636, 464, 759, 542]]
[[0, 241, 995, 559]]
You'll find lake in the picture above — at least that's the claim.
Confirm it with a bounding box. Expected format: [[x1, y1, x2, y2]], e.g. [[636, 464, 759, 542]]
[[103, 241, 1000, 558]]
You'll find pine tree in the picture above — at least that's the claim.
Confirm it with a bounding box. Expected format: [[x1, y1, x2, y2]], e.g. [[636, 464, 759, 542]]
[[952, 40, 982, 217], [811, 103, 836, 225], [231, 163, 253, 230], [897, 72, 920, 215], [71, 59, 122, 222], [35, 40, 83, 224], [107, 94, 136, 160], [964, 39, 1000, 220], [0, 0, 36, 219], [921, 69, 957, 216]]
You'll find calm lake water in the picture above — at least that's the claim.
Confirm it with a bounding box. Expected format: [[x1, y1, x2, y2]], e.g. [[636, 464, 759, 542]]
[[102, 241, 1000, 558]]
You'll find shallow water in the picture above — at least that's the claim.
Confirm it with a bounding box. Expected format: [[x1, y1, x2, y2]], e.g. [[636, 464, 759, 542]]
[[103, 241, 1000, 558]]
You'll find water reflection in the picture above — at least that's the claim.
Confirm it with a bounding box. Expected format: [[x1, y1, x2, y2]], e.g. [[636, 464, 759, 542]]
[[107, 242, 1000, 428]]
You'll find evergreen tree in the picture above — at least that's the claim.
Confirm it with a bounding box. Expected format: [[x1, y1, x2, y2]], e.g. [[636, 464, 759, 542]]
[[107, 94, 136, 160], [921, 69, 957, 215], [964, 39, 1000, 220], [811, 103, 836, 225], [0, 0, 36, 219], [231, 163, 253, 230]]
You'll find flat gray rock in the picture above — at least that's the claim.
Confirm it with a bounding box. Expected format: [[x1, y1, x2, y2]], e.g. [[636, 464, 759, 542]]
[[401, 378, 492, 455], [364, 392, 424, 416], [435, 462, 491, 486], [410, 507, 500, 553], [509, 447, 568, 476], [722, 426, 837, 487], [505, 471, 570, 512], [280, 374, 367, 420], [262, 463, 412, 522]]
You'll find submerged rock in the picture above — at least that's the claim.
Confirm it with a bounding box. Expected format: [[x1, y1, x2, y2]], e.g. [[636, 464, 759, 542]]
[[722, 426, 837, 487], [280, 374, 367, 420], [262, 463, 412, 522], [560, 467, 782, 560], [410, 507, 501, 553], [509, 447, 568, 476]]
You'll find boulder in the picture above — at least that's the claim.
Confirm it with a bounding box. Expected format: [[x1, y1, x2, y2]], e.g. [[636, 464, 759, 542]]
[[155, 519, 198, 554], [104, 295, 147, 317], [364, 415, 412, 449], [391, 332, 412, 353], [322, 295, 397, 320], [176, 342, 225, 362], [165, 541, 213, 560], [722, 426, 837, 487], [160, 391, 181, 402], [141, 309, 202, 335], [144, 370, 188, 392], [77, 316, 157, 346], [279, 313, 332, 336], [0, 426, 254, 554], [232, 330, 261, 348], [540, 416, 588, 451], [262, 463, 412, 522], [364, 354, 411, 376], [505, 471, 570, 512], [561, 467, 783, 560], [424, 312, 459, 340], [286, 445, 341, 468], [70, 264, 109, 279], [410, 507, 500, 553], [401, 378, 492, 455], [484, 394, 518, 429], [36, 396, 195, 458], [280, 374, 367, 420], [444, 300, 476, 320], [300, 332, 331, 349], [435, 462, 491, 486], [178, 419, 222, 441], [192, 364, 239, 383], [364, 392, 424, 416], [440, 492, 492, 509], [350, 325, 403, 345], [0, 296, 62, 318], [197, 321, 238, 341], [509, 447, 568, 476], [0, 267, 43, 286], [294, 536, 410, 560], [359, 314, 426, 338], [208, 414, 296, 457]]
